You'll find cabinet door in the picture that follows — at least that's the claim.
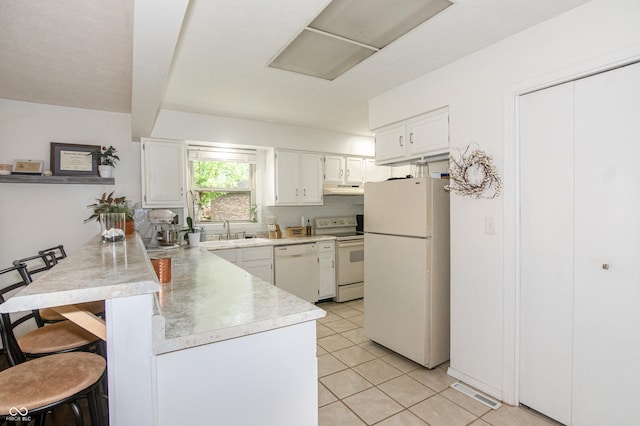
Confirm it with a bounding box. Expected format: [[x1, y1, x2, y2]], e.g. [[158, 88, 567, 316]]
[[274, 150, 300, 205], [345, 157, 364, 184], [374, 125, 406, 164], [324, 155, 345, 184], [364, 159, 391, 182], [318, 253, 336, 300], [243, 259, 273, 284], [300, 154, 323, 205], [142, 138, 185, 207], [318, 242, 336, 300], [407, 110, 449, 158], [214, 249, 238, 264]]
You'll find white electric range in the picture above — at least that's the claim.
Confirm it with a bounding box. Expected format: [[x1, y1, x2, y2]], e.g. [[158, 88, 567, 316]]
[[315, 216, 364, 302]]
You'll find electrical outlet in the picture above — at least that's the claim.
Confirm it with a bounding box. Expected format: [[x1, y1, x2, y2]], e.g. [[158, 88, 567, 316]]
[[485, 217, 496, 235]]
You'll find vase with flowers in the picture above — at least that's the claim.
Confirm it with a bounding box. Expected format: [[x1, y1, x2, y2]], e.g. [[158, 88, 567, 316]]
[[93, 145, 120, 178]]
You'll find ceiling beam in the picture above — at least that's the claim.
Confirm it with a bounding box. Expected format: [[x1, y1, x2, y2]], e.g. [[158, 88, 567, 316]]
[[131, 0, 189, 141]]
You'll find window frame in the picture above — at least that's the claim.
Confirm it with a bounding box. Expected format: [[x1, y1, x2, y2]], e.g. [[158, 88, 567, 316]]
[[187, 145, 259, 225]]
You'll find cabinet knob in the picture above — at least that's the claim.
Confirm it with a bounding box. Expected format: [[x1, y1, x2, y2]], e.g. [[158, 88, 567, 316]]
[[602, 263, 610, 270]]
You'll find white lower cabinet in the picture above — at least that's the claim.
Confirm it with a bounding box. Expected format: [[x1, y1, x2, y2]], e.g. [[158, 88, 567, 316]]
[[273, 241, 337, 303], [317, 241, 336, 300], [213, 246, 273, 284]]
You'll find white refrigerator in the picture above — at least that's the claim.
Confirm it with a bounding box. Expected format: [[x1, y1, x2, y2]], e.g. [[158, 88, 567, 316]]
[[363, 177, 450, 368]]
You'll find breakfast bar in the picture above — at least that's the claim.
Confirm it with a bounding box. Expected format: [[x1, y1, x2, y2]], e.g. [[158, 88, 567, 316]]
[[0, 234, 325, 426]]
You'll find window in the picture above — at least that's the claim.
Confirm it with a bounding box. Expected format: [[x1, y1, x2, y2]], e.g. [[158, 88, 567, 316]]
[[188, 147, 258, 223]]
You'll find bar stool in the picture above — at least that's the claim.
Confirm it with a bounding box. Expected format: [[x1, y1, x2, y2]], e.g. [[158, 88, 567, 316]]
[[0, 352, 106, 426], [0, 263, 101, 366], [38, 244, 67, 263], [0, 266, 106, 425], [13, 246, 106, 323]]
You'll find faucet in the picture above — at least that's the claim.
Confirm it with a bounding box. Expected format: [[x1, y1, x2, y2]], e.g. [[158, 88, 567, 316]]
[[223, 219, 231, 240]]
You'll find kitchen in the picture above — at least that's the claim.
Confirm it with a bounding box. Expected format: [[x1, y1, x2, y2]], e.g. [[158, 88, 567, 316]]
[[1, 0, 640, 425]]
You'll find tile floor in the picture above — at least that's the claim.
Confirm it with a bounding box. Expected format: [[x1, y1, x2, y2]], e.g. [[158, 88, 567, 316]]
[[316, 299, 560, 426]]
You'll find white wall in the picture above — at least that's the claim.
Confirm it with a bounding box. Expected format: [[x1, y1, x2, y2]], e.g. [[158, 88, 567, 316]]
[[153, 109, 374, 156], [369, 0, 640, 399], [0, 99, 139, 268]]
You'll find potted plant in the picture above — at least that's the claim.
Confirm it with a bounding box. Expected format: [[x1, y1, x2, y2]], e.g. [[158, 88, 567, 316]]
[[85, 191, 136, 235], [93, 145, 120, 178], [184, 216, 201, 246]]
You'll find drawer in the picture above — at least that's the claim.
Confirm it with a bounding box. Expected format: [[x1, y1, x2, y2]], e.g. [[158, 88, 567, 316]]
[[318, 241, 335, 253], [242, 246, 273, 262]]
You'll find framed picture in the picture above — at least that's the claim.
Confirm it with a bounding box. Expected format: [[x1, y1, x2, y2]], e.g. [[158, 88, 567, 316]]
[[13, 159, 44, 175], [50, 142, 99, 176]]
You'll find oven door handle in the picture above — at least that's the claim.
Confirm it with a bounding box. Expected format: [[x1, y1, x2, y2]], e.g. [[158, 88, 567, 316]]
[[338, 241, 364, 248]]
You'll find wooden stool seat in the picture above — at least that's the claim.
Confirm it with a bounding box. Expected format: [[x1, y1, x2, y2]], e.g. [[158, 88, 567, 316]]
[[18, 320, 99, 355], [39, 300, 105, 322], [0, 352, 105, 416]]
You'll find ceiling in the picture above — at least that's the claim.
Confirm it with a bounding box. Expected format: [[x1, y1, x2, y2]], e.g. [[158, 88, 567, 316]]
[[0, 0, 591, 138]]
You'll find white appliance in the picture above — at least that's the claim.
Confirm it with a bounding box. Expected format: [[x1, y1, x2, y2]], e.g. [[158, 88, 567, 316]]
[[274, 243, 318, 303], [363, 177, 450, 368], [315, 217, 364, 302]]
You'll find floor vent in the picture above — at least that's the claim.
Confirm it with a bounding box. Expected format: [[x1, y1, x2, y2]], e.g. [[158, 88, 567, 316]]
[[450, 382, 502, 410]]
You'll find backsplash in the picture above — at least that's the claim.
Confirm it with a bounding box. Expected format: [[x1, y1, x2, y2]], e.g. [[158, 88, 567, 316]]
[[263, 195, 364, 230]]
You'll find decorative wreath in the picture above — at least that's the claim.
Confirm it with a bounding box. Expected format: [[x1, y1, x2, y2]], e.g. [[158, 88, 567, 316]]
[[446, 142, 502, 199]]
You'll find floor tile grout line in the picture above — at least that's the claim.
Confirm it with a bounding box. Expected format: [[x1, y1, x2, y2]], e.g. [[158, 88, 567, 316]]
[[318, 324, 485, 425]]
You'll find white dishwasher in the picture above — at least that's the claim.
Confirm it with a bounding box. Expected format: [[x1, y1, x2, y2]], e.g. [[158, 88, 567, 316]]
[[274, 243, 318, 303]]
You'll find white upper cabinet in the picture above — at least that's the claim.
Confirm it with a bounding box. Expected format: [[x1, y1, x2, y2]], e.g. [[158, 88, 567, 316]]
[[273, 150, 300, 204], [407, 110, 449, 157], [324, 155, 345, 184], [269, 150, 323, 206], [345, 157, 364, 184], [141, 138, 186, 208], [374, 107, 449, 165], [300, 153, 323, 204], [324, 155, 365, 185], [374, 124, 406, 164]]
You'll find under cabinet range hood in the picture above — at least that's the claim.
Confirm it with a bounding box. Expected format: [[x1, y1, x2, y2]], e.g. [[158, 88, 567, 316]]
[[323, 184, 364, 195]]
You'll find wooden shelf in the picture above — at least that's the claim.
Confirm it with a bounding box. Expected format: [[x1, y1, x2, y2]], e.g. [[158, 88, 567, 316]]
[[0, 174, 114, 185]]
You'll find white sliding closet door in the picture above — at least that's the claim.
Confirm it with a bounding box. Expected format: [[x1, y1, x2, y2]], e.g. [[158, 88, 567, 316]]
[[572, 62, 640, 426], [519, 61, 640, 425], [519, 82, 574, 426]]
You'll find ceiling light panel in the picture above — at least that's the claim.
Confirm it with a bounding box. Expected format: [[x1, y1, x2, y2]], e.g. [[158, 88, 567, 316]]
[[268, 0, 453, 80], [269, 29, 376, 80], [309, 0, 453, 49]]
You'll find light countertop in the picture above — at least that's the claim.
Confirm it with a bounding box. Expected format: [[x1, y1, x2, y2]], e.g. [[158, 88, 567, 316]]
[[151, 245, 325, 354], [1, 234, 326, 356], [0, 234, 160, 313]]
